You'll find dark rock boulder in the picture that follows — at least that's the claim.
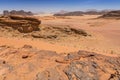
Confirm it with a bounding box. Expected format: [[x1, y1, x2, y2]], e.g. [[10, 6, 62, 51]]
[[62, 51, 120, 80]]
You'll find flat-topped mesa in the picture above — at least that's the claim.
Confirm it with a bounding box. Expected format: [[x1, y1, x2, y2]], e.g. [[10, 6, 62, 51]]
[[0, 15, 41, 33]]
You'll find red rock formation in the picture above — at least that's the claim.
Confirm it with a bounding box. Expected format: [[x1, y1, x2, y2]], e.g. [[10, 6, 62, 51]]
[[0, 15, 41, 33], [0, 45, 120, 80]]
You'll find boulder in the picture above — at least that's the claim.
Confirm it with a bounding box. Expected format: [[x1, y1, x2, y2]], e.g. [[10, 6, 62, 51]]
[[63, 51, 120, 80]]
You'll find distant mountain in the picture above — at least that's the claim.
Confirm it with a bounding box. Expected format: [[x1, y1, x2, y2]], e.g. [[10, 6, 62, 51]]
[[100, 10, 120, 18], [54, 10, 110, 16], [55, 10, 68, 14], [54, 11, 84, 16], [84, 11, 108, 15], [3, 10, 33, 16]]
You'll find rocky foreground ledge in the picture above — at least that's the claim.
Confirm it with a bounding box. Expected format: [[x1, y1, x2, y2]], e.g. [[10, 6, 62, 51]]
[[0, 45, 120, 80]]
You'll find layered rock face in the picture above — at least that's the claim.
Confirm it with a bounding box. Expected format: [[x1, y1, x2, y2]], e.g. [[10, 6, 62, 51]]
[[0, 45, 120, 80], [0, 15, 41, 33], [100, 10, 120, 19]]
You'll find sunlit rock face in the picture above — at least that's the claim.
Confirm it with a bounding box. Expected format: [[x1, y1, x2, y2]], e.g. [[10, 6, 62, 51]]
[[0, 15, 41, 33]]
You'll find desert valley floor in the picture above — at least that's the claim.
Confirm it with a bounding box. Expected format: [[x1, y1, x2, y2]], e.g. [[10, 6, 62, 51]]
[[0, 15, 120, 54], [0, 15, 120, 80]]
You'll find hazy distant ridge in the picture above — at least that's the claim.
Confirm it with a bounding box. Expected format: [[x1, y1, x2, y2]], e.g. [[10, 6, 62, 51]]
[[54, 10, 111, 16]]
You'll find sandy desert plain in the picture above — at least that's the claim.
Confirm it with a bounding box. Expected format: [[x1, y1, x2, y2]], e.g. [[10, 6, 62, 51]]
[[1, 15, 120, 54], [0, 14, 120, 80]]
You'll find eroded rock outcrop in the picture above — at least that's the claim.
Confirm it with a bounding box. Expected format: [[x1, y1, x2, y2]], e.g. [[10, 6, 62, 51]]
[[31, 25, 90, 39], [0, 45, 120, 80], [62, 51, 120, 80], [0, 15, 41, 33]]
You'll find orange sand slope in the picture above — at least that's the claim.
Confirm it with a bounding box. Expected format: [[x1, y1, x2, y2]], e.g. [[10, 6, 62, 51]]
[[0, 15, 120, 80], [0, 15, 120, 54]]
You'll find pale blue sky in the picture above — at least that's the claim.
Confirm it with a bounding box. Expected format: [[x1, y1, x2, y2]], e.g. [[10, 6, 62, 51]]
[[0, 0, 120, 13]]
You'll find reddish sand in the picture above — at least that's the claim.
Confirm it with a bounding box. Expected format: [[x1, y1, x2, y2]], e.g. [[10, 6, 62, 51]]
[[0, 15, 120, 55], [41, 15, 120, 54], [0, 15, 120, 80]]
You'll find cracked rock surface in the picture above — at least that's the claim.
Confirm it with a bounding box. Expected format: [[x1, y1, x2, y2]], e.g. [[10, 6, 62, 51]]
[[0, 45, 120, 80]]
